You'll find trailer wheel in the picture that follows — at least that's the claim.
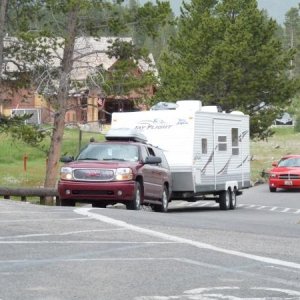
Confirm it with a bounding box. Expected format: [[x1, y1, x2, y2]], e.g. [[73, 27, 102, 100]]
[[230, 189, 237, 210], [219, 190, 231, 210], [126, 181, 142, 210]]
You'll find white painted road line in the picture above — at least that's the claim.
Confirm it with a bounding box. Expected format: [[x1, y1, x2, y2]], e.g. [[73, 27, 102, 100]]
[[197, 202, 211, 207], [239, 204, 300, 214], [0, 241, 179, 244], [75, 207, 300, 271], [257, 206, 266, 210], [0, 217, 89, 223], [0, 228, 126, 240], [135, 286, 300, 300]]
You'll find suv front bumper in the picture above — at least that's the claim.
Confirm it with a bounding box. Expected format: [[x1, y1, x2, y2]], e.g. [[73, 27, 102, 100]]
[[58, 180, 136, 202]]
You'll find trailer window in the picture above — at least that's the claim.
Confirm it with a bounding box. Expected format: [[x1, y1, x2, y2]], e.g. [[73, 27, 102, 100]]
[[202, 138, 207, 154], [218, 136, 227, 151], [232, 128, 239, 155]]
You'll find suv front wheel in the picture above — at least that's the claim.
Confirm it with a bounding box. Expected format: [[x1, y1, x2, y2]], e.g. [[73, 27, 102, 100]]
[[126, 181, 142, 210]]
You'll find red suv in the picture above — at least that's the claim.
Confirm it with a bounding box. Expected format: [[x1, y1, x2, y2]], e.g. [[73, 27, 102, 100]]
[[58, 128, 172, 212]]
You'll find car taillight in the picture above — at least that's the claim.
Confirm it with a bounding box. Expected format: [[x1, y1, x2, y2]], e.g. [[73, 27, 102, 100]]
[[115, 168, 133, 181]]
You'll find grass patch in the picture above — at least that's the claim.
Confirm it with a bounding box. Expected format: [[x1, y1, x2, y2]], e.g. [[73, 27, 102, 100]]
[[251, 127, 300, 182], [0, 128, 105, 188]]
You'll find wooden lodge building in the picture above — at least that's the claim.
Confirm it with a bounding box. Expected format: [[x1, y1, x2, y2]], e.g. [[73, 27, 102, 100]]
[[0, 37, 156, 130]]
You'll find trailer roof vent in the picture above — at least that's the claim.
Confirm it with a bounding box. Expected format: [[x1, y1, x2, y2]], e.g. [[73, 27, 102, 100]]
[[105, 128, 147, 143]]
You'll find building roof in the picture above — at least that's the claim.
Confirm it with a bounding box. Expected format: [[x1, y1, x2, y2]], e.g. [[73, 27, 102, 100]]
[[3, 36, 157, 82]]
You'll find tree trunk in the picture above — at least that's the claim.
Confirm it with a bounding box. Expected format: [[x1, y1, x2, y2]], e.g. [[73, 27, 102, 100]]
[[0, 0, 8, 82], [44, 7, 79, 190]]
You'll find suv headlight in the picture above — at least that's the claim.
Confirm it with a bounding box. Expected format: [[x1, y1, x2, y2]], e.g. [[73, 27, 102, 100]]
[[60, 167, 74, 180], [115, 168, 133, 181], [269, 173, 277, 178]]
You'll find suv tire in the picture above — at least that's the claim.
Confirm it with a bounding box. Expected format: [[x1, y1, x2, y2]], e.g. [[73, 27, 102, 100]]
[[153, 186, 168, 213], [126, 181, 142, 210], [61, 199, 75, 206]]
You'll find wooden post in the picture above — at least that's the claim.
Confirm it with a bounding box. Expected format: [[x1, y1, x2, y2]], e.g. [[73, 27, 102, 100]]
[[23, 154, 28, 172], [78, 129, 82, 152]]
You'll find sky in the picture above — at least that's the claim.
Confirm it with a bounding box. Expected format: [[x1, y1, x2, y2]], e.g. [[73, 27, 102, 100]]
[[138, 0, 299, 24]]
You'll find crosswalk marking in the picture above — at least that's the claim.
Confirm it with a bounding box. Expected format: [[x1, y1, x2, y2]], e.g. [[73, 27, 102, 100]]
[[169, 201, 300, 215], [257, 206, 266, 210]]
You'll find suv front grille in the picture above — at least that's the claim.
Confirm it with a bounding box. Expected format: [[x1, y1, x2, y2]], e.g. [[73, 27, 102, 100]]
[[73, 168, 115, 181]]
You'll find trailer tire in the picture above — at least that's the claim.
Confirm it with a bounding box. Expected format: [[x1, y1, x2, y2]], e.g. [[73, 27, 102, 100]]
[[126, 181, 142, 210], [219, 190, 231, 210], [230, 189, 237, 210]]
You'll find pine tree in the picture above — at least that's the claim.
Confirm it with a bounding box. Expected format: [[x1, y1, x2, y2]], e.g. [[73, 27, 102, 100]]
[[157, 0, 300, 138]]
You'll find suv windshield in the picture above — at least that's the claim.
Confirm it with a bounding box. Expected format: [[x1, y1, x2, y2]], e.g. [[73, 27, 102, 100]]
[[76, 144, 139, 162]]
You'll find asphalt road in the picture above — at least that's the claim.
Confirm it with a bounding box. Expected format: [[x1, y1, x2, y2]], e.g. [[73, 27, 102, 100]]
[[0, 184, 299, 300]]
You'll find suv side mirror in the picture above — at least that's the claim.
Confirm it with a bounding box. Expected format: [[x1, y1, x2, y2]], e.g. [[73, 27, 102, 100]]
[[272, 162, 278, 167], [60, 156, 74, 163], [144, 156, 162, 164]]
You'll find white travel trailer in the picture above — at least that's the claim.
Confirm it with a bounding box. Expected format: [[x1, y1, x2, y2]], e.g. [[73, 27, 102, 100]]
[[111, 100, 251, 210]]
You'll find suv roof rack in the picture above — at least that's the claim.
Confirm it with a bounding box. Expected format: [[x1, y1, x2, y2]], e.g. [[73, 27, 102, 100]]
[[105, 128, 147, 143]]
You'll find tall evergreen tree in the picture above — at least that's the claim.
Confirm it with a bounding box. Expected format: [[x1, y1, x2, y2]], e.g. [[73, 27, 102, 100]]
[[284, 7, 300, 78], [157, 0, 299, 138]]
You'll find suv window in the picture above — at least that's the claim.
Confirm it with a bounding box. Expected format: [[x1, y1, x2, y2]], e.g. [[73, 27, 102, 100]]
[[140, 145, 150, 161], [153, 148, 169, 169], [147, 146, 156, 156]]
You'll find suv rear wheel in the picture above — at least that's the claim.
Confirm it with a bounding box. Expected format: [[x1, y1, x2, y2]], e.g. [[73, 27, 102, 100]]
[[153, 186, 169, 213]]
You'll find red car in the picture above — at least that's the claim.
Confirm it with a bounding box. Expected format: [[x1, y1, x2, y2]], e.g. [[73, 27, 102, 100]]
[[58, 128, 172, 212], [268, 155, 300, 192]]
